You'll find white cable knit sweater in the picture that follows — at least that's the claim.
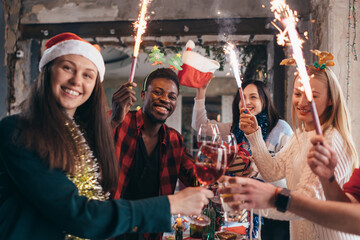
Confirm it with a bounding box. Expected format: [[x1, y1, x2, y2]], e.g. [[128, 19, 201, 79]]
[[246, 127, 360, 240]]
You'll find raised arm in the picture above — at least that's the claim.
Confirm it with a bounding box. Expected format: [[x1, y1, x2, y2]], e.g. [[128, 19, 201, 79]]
[[192, 78, 213, 131], [192, 77, 231, 136], [110, 82, 137, 129]]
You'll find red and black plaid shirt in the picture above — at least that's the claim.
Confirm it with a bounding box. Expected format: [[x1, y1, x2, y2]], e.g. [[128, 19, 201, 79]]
[[113, 109, 195, 199]]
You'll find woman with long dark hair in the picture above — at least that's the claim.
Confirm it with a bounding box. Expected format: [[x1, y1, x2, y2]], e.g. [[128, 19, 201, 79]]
[[192, 79, 293, 240]]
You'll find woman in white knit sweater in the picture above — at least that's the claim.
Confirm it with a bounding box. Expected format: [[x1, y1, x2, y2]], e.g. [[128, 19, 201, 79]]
[[238, 65, 359, 240]]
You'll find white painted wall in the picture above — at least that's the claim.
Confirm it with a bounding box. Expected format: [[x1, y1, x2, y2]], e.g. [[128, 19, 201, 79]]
[[166, 95, 182, 133], [327, 0, 360, 161], [221, 95, 233, 124]]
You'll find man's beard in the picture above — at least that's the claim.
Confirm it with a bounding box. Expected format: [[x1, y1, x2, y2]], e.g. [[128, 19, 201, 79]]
[[144, 108, 166, 124]]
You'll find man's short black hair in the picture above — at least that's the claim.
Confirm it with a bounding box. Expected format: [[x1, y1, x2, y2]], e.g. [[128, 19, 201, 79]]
[[143, 68, 180, 93]]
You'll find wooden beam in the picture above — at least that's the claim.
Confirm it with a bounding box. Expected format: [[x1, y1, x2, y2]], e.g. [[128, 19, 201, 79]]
[[20, 18, 274, 40]]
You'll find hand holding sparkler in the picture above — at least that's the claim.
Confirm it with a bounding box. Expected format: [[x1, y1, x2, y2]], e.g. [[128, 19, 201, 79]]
[[111, 82, 137, 129], [239, 108, 259, 135], [307, 135, 337, 182]]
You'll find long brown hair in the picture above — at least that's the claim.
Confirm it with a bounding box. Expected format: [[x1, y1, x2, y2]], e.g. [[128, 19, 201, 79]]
[[19, 61, 118, 192]]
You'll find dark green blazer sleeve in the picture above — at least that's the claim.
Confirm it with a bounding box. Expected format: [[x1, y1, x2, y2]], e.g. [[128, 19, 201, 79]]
[[0, 116, 171, 240]]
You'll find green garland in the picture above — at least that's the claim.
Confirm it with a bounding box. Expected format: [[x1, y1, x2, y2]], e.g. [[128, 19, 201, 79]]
[[143, 43, 267, 80]]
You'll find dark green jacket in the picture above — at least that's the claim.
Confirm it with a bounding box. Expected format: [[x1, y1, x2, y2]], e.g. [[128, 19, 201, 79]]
[[0, 115, 171, 240]]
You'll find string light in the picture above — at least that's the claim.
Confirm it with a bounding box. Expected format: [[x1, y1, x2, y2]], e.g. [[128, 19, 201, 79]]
[[346, 0, 358, 102], [351, 0, 357, 61]]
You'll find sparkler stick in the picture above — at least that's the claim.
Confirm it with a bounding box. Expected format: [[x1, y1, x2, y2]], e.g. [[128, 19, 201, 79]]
[[270, 0, 322, 135], [225, 43, 247, 111], [129, 0, 150, 83]]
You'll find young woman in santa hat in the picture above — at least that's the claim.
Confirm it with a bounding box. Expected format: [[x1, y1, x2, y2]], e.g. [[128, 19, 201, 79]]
[[0, 32, 213, 240]]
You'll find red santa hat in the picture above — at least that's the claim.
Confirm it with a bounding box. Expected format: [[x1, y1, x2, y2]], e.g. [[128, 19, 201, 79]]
[[39, 32, 105, 82], [177, 40, 220, 88]]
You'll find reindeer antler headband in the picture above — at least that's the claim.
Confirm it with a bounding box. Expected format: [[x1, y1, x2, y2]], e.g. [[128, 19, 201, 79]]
[[280, 49, 335, 71]]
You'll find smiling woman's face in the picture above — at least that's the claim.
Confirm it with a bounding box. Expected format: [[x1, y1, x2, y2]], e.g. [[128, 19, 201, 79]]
[[292, 75, 332, 131], [238, 83, 263, 116], [50, 54, 98, 117]]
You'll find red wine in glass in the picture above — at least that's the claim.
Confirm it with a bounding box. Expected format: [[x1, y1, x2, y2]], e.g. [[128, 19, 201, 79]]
[[225, 145, 237, 167], [222, 133, 238, 168], [194, 162, 225, 186], [184, 144, 227, 226]]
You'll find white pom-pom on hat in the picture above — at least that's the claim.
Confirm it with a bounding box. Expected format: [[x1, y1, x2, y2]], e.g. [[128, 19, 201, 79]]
[[185, 40, 195, 50]]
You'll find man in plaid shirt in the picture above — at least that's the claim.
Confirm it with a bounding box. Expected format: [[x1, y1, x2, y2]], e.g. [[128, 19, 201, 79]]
[[110, 68, 196, 240]]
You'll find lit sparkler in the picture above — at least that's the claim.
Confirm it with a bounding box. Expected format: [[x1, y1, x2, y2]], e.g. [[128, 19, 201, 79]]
[[270, 0, 322, 135], [224, 43, 247, 110], [129, 0, 151, 83]]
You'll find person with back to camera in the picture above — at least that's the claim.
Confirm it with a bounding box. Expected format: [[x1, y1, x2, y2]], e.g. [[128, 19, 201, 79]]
[[0, 32, 213, 240], [192, 78, 293, 240]]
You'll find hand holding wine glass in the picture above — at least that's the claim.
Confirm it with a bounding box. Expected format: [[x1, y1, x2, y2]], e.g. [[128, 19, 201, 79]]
[[168, 187, 214, 216], [184, 143, 227, 226], [215, 178, 249, 230]]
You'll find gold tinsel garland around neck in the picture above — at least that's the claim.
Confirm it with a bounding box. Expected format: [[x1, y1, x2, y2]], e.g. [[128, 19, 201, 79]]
[[64, 118, 110, 240]]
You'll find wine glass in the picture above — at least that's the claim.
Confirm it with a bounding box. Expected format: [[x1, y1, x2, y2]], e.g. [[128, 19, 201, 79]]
[[219, 185, 249, 227], [222, 133, 238, 168], [196, 123, 223, 204], [210, 133, 238, 204], [184, 143, 227, 226], [197, 123, 221, 148]]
